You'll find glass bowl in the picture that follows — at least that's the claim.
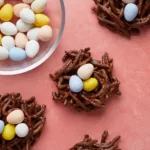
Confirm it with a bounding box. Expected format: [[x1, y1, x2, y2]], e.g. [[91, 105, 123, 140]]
[[0, 0, 65, 75]]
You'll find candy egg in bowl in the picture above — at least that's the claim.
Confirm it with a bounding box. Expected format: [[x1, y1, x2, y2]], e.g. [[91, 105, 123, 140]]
[[0, 0, 65, 75]]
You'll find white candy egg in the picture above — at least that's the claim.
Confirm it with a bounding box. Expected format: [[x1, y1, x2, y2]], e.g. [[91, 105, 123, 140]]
[[16, 19, 33, 32], [69, 75, 83, 93], [7, 110, 25, 124], [77, 63, 94, 80], [0, 46, 8, 60], [0, 0, 4, 7], [2, 36, 15, 51], [15, 123, 29, 138], [25, 40, 40, 58], [27, 28, 39, 41], [0, 120, 4, 134], [22, 0, 34, 4], [15, 33, 28, 49], [1, 22, 17, 36], [20, 8, 35, 24], [31, 0, 47, 13], [38, 25, 52, 41], [124, 3, 138, 22]]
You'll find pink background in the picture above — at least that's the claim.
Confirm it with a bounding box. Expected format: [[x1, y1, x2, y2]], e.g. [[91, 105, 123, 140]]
[[1, 0, 150, 149]]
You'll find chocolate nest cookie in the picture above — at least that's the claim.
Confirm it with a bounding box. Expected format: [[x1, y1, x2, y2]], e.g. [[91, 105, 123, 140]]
[[0, 93, 46, 150], [92, 0, 150, 37], [70, 130, 121, 150], [50, 48, 121, 111]]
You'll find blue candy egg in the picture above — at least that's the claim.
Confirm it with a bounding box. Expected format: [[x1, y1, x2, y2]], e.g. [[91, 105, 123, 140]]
[[69, 75, 83, 93], [124, 3, 138, 22], [9, 47, 27, 61], [0, 120, 5, 134]]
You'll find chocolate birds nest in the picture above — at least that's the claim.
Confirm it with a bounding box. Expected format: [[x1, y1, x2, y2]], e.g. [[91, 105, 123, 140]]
[[0, 93, 46, 150], [50, 48, 121, 112], [70, 130, 121, 150], [92, 0, 150, 37]]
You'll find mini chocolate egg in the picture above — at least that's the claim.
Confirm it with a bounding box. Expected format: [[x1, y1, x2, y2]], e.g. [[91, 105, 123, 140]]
[[124, 3, 138, 22], [15, 123, 29, 138], [0, 120, 4, 134], [15, 33, 28, 49], [13, 3, 30, 17], [77, 63, 94, 80], [2, 124, 15, 140], [0, 4, 13, 21], [27, 28, 40, 41], [122, 0, 135, 4], [25, 40, 40, 58], [83, 78, 99, 92], [38, 25, 52, 41], [9, 47, 27, 61], [0, 46, 9, 60], [7, 109, 25, 124], [34, 14, 50, 27], [0, 0, 4, 7], [0, 34, 2, 45], [31, 0, 47, 13], [16, 19, 33, 32], [1, 22, 17, 36], [23, 0, 34, 4], [69, 75, 83, 93], [2, 36, 15, 50], [20, 8, 35, 24]]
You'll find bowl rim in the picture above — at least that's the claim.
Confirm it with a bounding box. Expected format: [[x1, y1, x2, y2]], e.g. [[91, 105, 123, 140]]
[[0, 0, 65, 75]]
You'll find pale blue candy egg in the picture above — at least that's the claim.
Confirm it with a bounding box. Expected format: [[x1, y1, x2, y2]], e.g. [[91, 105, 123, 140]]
[[0, 120, 5, 134], [69, 75, 83, 93], [124, 3, 138, 22], [9, 47, 27, 61]]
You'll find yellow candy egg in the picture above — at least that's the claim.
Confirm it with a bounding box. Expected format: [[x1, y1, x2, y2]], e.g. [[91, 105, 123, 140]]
[[2, 124, 15, 140], [0, 34, 2, 45], [0, 4, 13, 21], [83, 78, 99, 92], [34, 14, 50, 27]]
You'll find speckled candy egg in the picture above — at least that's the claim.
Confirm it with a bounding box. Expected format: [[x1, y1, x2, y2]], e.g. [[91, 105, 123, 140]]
[[31, 0, 47, 13], [2, 36, 15, 50], [77, 63, 94, 80], [9, 48, 27, 61], [0, 4, 13, 21], [20, 8, 35, 24], [16, 19, 33, 32], [7, 109, 25, 124], [13, 3, 30, 17], [15, 33, 28, 49], [0, 120, 4, 134], [38, 25, 52, 41], [122, 0, 135, 4], [25, 40, 40, 58], [124, 3, 138, 22], [15, 123, 29, 138], [1, 22, 17, 36], [22, 0, 34, 4], [2, 124, 15, 140], [83, 78, 99, 92], [27, 28, 40, 41], [69, 75, 83, 93], [0, 46, 9, 60]]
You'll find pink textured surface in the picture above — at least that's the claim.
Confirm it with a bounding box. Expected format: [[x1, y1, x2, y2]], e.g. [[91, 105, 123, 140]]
[[1, 0, 150, 149]]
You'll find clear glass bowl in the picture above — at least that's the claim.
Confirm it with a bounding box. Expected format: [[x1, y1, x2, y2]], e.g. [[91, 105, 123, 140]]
[[0, 0, 65, 75]]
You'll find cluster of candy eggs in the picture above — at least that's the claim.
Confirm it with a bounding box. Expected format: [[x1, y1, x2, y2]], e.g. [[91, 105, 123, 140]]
[[0, 0, 52, 61], [123, 0, 138, 22], [0, 109, 29, 140], [69, 63, 99, 93]]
